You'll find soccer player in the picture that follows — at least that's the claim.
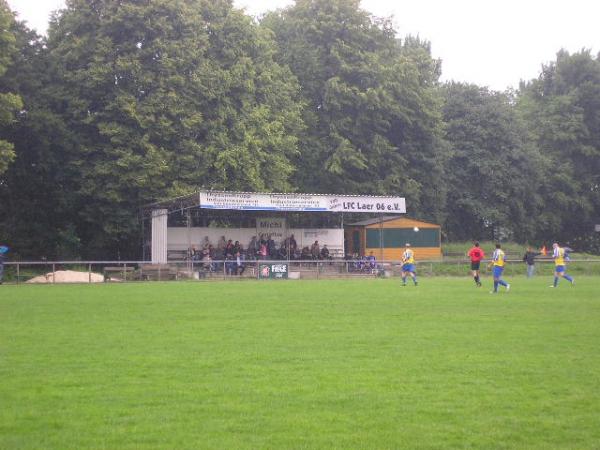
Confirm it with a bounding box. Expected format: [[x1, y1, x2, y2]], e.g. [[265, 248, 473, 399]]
[[467, 242, 485, 287], [550, 242, 575, 287], [488, 243, 510, 293], [401, 243, 418, 286]]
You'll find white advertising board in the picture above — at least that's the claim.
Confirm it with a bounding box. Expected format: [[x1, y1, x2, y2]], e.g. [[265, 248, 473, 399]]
[[199, 191, 405, 213]]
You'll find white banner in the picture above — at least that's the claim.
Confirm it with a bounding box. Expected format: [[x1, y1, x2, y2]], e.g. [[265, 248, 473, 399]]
[[199, 191, 405, 213]]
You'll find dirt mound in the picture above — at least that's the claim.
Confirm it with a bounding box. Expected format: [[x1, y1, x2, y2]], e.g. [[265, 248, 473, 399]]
[[26, 270, 105, 284]]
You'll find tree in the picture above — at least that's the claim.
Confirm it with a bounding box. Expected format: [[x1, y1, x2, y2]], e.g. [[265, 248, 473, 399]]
[[262, 0, 446, 221], [44, 0, 303, 258], [518, 49, 600, 247], [441, 83, 544, 241], [0, 8, 80, 258], [0, 0, 23, 175]]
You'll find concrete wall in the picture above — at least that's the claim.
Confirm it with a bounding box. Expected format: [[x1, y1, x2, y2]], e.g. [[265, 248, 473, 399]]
[[167, 227, 345, 255]]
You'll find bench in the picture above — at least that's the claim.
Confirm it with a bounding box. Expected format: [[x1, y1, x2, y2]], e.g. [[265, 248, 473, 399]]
[[103, 266, 136, 282], [139, 264, 178, 281], [167, 250, 188, 261]]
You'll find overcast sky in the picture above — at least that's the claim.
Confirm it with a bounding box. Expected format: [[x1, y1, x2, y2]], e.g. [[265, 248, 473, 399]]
[[7, 0, 600, 91]]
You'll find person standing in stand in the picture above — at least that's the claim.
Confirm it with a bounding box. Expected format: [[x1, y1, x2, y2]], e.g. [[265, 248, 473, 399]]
[[235, 251, 245, 276], [467, 242, 485, 287]]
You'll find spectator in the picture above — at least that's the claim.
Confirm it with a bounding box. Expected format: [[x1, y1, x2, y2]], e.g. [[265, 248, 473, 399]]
[[190, 247, 201, 275], [0, 244, 8, 284], [259, 241, 268, 260], [289, 234, 297, 253], [224, 239, 234, 258], [360, 255, 370, 272], [353, 255, 360, 271], [235, 251, 246, 276], [366, 251, 376, 270], [311, 240, 320, 260], [217, 236, 227, 254], [354, 253, 366, 272], [300, 246, 311, 260], [523, 246, 541, 278], [278, 245, 288, 260], [202, 249, 212, 272], [248, 236, 258, 256], [321, 245, 332, 263], [208, 245, 218, 271], [267, 235, 277, 258], [225, 254, 236, 276], [233, 240, 241, 255]]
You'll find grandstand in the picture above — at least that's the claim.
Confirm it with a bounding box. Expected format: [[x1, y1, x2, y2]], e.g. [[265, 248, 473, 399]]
[[144, 190, 407, 264]]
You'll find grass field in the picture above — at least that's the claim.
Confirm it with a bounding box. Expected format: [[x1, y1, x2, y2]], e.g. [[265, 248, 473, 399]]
[[1, 277, 600, 449]]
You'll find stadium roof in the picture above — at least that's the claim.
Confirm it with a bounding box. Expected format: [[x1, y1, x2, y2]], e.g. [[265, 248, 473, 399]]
[[144, 190, 405, 214]]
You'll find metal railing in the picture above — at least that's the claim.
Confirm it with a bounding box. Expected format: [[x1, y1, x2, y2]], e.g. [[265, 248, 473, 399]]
[[1, 258, 599, 285]]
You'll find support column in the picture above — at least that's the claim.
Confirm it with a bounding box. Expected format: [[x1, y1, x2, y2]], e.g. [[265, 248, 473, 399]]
[[151, 209, 168, 264]]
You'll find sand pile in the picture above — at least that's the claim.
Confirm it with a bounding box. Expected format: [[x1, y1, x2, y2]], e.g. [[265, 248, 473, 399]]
[[26, 270, 105, 284]]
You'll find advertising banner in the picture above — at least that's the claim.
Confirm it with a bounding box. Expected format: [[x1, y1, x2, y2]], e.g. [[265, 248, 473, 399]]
[[256, 217, 287, 241], [258, 263, 289, 279], [199, 191, 405, 213]]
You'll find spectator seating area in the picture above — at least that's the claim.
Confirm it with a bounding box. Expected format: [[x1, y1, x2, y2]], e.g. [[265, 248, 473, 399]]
[[145, 234, 390, 280], [173, 234, 344, 264]]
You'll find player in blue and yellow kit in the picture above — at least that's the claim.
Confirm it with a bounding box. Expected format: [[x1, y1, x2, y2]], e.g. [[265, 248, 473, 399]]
[[401, 243, 418, 286], [550, 242, 574, 287], [488, 243, 510, 293]]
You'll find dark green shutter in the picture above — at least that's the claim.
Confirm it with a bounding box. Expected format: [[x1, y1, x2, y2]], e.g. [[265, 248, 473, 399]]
[[352, 231, 361, 253], [366, 228, 440, 248]]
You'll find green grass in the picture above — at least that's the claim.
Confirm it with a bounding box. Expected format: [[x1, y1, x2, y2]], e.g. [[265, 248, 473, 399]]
[[421, 260, 600, 277], [1, 278, 600, 449]]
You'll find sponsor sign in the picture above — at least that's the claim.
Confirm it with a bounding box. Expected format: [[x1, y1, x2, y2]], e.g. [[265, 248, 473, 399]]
[[303, 229, 329, 240], [595, 224, 600, 232], [257, 217, 286, 241], [259, 263, 289, 279], [199, 191, 405, 213]]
